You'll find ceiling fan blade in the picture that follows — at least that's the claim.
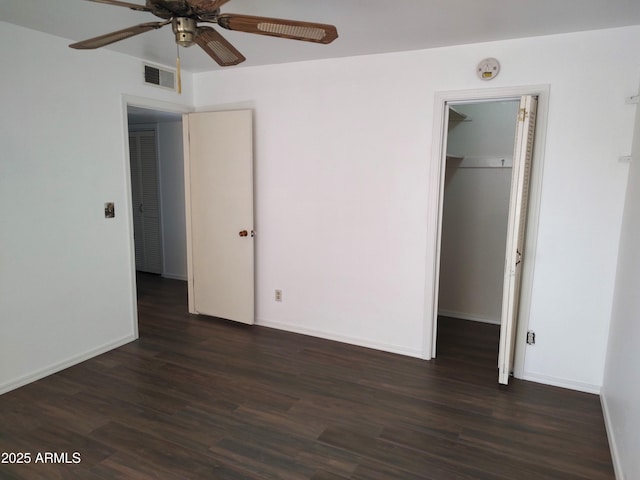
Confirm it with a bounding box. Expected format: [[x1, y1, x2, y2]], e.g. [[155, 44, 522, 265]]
[[84, 0, 150, 11], [195, 27, 245, 66], [69, 21, 168, 49], [217, 14, 338, 44]]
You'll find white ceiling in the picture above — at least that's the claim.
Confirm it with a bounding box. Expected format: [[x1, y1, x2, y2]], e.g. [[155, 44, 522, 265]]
[[2, 0, 640, 73]]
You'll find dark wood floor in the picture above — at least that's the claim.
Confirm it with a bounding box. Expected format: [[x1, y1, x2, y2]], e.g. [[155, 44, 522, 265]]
[[0, 274, 614, 479]]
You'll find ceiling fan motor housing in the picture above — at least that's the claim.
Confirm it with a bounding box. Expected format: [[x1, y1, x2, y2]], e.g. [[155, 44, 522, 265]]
[[172, 17, 197, 46]]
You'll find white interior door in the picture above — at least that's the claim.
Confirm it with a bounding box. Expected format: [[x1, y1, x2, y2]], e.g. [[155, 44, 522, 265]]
[[498, 95, 538, 384], [129, 130, 162, 274], [183, 110, 255, 325]]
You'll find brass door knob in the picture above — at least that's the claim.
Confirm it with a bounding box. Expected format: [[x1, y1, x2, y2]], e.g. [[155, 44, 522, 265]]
[[239, 230, 248, 237]]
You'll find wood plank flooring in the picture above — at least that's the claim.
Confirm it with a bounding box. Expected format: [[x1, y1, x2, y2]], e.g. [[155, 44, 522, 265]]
[[0, 274, 614, 479]]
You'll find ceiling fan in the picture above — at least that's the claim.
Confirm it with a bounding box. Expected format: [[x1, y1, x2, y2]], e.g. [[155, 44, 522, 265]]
[[69, 0, 339, 67]]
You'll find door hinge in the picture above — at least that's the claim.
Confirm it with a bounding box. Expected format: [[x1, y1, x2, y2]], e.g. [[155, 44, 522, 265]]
[[526, 330, 536, 345], [518, 108, 528, 122]]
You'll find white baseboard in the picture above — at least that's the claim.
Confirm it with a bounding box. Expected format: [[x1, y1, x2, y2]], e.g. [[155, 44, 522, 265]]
[[438, 309, 501, 325], [601, 392, 624, 480], [520, 371, 601, 394], [256, 318, 423, 359], [0, 334, 137, 395]]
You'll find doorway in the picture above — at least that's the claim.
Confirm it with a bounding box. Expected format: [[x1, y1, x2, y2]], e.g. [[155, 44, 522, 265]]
[[124, 100, 191, 338], [127, 105, 188, 281], [425, 86, 549, 384], [436, 99, 519, 379]]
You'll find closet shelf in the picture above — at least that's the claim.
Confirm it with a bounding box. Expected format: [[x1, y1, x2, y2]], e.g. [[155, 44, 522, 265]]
[[447, 156, 513, 168], [449, 107, 468, 123]]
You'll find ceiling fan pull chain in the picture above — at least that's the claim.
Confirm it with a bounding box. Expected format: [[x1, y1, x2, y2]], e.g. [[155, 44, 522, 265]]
[[176, 44, 182, 94]]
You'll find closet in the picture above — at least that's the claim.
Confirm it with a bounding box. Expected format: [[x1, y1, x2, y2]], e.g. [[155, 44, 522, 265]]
[[438, 100, 520, 328]]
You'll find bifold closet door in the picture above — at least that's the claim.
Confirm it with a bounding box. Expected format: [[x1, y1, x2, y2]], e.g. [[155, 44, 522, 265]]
[[129, 130, 162, 274], [498, 95, 538, 385]]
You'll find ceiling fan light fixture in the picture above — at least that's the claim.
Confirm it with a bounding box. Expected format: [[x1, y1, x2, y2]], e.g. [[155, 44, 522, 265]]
[[172, 17, 198, 47]]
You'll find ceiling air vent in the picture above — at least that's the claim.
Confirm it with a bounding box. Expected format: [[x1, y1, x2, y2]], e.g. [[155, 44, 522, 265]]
[[143, 64, 176, 91]]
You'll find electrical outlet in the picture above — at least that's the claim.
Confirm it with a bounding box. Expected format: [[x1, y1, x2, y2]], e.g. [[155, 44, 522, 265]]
[[275, 290, 282, 302], [104, 202, 115, 218], [527, 330, 536, 345]]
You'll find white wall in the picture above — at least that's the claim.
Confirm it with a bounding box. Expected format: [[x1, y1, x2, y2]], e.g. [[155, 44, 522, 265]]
[[439, 101, 519, 324], [194, 26, 639, 391], [158, 121, 187, 280], [447, 102, 520, 158], [0, 22, 193, 393], [601, 95, 640, 479]]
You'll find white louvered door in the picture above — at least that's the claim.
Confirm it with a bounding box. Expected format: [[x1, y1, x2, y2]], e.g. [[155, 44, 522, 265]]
[[498, 95, 538, 385], [129, 130, 162, 274]]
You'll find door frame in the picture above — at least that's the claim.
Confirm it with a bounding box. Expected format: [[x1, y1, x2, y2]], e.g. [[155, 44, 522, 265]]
[[423, 85, 550, 380]]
